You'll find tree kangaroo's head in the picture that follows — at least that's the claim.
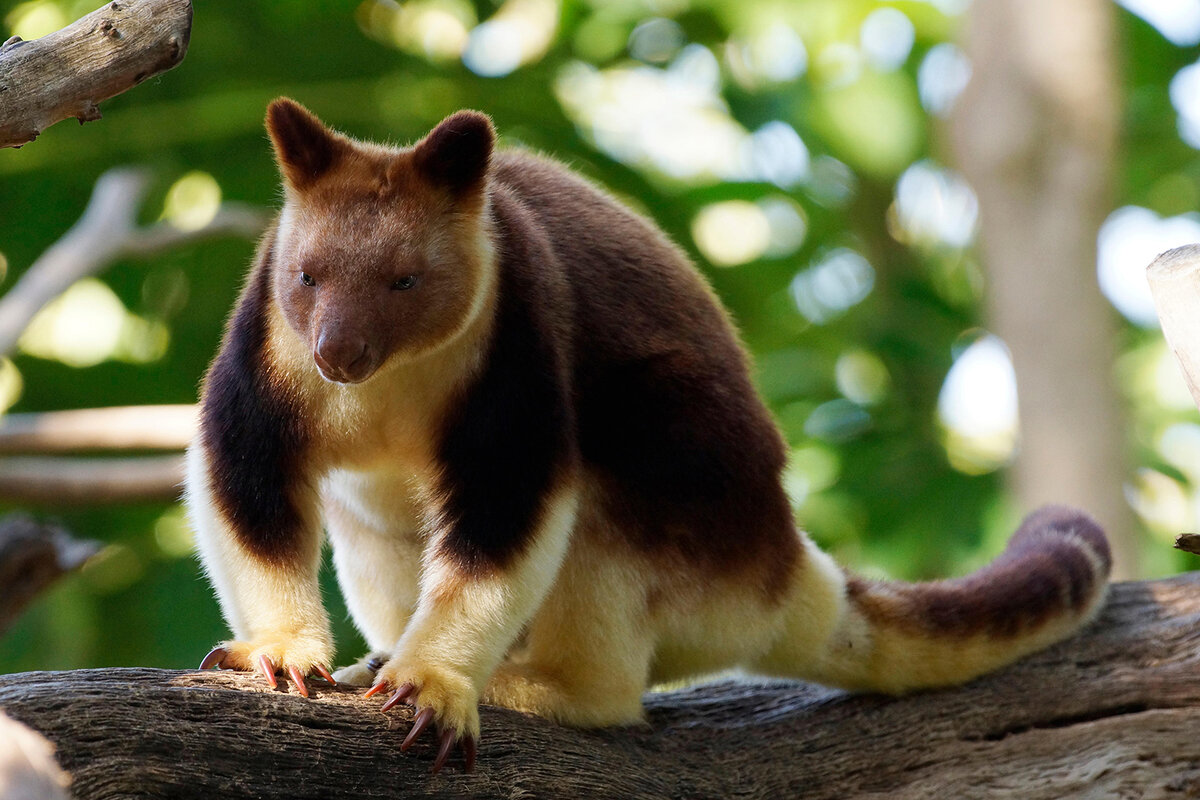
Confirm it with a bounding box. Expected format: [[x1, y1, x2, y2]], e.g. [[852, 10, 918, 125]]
[[264, 97, 496, 384]]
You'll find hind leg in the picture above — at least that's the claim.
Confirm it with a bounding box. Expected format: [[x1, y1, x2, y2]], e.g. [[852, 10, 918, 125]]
[[483, 533, 652, 727]]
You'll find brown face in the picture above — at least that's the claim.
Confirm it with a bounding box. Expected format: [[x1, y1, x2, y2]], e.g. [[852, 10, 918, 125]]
[[272, 196, 483, 384], [263, 99, 495, 385]]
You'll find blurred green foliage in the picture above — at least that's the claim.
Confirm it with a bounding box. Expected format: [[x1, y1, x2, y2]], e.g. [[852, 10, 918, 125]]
[[0, 0, 1197, 673]]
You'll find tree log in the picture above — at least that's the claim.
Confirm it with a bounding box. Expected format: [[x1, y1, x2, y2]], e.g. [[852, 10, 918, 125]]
[[1, 575, 1198, 799], [0, 0, 192, 148]]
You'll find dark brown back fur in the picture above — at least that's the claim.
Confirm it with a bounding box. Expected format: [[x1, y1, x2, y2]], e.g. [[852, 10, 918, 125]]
[[491, 153, 800, 597]]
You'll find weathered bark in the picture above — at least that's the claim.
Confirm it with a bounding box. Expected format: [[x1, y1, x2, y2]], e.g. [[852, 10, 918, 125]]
[[1, 575, 1198, 799], [0, 516, 98, 635], [950, 0, 1135, 576], [0, 0, 192, 148]]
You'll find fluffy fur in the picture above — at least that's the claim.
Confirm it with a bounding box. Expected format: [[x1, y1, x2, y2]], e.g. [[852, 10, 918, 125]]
[[185, 99, 1112, 766]]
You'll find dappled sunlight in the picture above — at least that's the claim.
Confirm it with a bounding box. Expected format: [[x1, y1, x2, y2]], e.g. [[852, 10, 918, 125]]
[[692, 201, 770, 267], [160, 171, 221, 232], [1152, 344, 1199, 411], [356, 0, 475, 62], [1170, 59, 1200, 149], [4, 0, 67, 41], [859, 8, 914, 72], [1116, 339, 1196, 413], [725, 22, 807, 87], [18, 278, 170, 367], [557, 45, 811, 187], [937, 334, 1018, 475], [463, 0, 558, 77], [154, 507, 195, 558], [790, 248, 874, 324], [890, 159, 977, 249], [692, 197, 806, 267], [835, 349, 890, 406], [1117, 0, 1200, 46], [782, 444, 841, 509], [1125, 468, 1193, 542], [79, 542, 144, 595], [1158, 423, 1200, 484], [0, 358, 23, 415], [628, 17, 684, 64], [917, 43, 970, 117], [1096, 206, 1200, 328], [758, 196, 807, 257]]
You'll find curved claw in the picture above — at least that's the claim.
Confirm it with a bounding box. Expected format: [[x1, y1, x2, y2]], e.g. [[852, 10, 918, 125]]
[[381, 682, 415, 713], [402, 706, 436, 751], [258, 654, 278, 689], [432, 729, 456, 775], [364, 681, 387, 699], [463, 736, 477, 773], [314, 664, 337, 685], [288, 665, 309, 698], [198, 646, 227, 670]]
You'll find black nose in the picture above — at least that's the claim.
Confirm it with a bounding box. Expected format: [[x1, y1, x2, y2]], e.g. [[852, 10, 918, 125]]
[[314, 333, 370, 383]]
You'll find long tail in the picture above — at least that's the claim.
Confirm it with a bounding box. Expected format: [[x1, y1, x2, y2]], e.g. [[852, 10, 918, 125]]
[[762, 506, 1112, 693]]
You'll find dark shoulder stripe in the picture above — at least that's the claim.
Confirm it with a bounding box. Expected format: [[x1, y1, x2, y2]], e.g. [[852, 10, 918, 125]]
[[434, 192, 575, 574], [200, 231, 310, 564]]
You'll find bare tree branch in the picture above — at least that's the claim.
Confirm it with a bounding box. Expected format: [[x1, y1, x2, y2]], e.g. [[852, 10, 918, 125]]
[[0, 515, 98, 635], [0, 0, 193, 148], [0, 455, 184, 504], [0, 404, 197, 453], [1, 574, 1199, 798], [1175, 533, 1200, 556], [0, 168, 269, 358]]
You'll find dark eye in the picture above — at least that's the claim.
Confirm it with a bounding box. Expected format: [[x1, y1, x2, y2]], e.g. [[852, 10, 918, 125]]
[[300, 272, 316, 287], [391, 275, 417, 291]]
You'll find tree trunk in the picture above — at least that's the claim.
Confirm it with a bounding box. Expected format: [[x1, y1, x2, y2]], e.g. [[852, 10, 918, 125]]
[[1, 574, 1198, 799], [950, 0, 1135, 576]]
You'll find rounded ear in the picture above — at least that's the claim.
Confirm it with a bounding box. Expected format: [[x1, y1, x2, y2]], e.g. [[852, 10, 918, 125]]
[[411, 111, 495, 194], [266, 98, 347, 188]]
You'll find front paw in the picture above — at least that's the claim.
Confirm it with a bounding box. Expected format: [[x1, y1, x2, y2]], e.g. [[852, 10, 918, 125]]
[[366, 659, 479, 774], [332, 651, 390, 687], [198, 634, 336, 697]]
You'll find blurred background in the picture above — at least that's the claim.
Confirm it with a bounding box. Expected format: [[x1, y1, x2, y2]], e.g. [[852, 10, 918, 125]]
[[1, 0, 1199, 674]]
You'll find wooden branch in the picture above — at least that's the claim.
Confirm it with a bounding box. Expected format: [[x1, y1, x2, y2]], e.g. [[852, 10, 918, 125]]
[[0, 168, 268, 358], [1176, 533, 1200, 556], [0, 516, 98, 634], [0, 404, 197, 453], [1, 575, 1199, 798], [0, 455, 184, 504], [1147, 244, 1200, 410], [0, 0, 193, 148]]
